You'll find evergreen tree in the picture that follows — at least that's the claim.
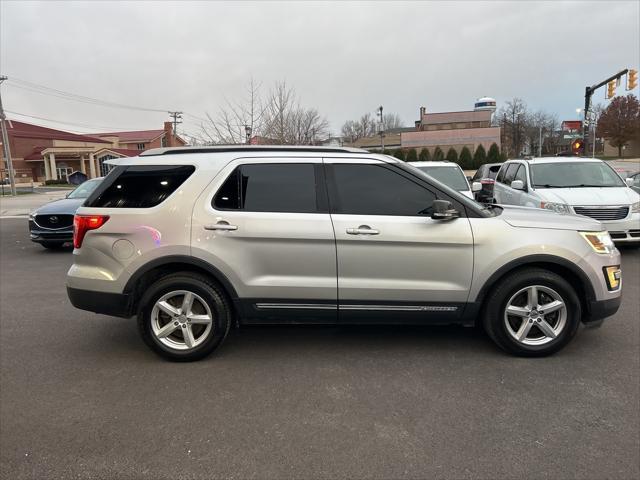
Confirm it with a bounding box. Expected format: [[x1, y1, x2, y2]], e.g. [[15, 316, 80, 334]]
[[446, 148, 458, 163], [473, 144, 487, 168], [487, 143, 500, 163], [405, 148, 418, 162], [459, 146, 473, 169], [433, 146, 444, 161], [393, 149, 405, 161], [418, 148, 431, 162]]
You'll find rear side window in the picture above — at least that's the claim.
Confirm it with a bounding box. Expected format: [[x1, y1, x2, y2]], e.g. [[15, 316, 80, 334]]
[[213, 163, 321, 213], [329, 164, 435, 216], [86, 165, 195, 208]]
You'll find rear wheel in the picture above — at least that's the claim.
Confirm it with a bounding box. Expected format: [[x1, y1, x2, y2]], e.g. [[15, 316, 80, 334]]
[[482, 268, 581, 356], [137, 273, 232, 361]]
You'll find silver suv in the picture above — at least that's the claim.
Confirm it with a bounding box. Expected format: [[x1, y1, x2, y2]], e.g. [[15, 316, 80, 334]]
[[67, 146, 622, 361]]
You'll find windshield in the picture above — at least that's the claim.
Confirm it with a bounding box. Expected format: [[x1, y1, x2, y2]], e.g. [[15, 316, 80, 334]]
[[416, 166, 469, 191], [531, 162, 625, 188], [67, 178, 102, 199]]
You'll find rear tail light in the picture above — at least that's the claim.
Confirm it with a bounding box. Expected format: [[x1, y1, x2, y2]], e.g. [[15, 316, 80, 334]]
[[73, 215, 109, 249], [480, 179, 495, 185]]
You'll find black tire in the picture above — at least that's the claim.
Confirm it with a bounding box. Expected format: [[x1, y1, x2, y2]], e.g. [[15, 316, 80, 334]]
[[137, 272, 232, 362], [41, 241, 65, 249], [482, 268, 581, 357]]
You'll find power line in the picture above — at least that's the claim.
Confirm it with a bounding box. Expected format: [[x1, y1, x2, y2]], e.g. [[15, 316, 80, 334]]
[[5, 109, 136, 132], [6, 77, 169, 113]]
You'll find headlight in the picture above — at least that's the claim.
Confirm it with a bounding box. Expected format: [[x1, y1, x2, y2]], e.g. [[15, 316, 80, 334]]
[[541, 201, 571, 214], [580, 231, 615, 254], [632, 201, 640, 214]]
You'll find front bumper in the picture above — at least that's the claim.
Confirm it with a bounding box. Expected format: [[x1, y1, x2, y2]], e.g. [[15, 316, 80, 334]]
[[67, 287, 133, 318], [602, 213, 640, 243], [29, 220, 73, 244], [584, 296, 622, 324]]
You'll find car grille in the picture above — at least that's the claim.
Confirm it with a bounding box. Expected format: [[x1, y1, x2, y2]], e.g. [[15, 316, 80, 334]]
[[34, 214, 74, 229], [573, 206, 629, 221]]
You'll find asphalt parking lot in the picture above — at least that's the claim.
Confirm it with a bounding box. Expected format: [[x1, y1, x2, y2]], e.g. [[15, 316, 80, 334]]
[[0, 217, 638, 480]]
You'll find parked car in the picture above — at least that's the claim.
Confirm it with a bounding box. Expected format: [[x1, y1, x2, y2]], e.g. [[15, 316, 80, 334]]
[[471, 162, 503, 202], [493, 157, 640, 244], [412, 161, 481, 198], [29, 177, 103, 249], [67, 146, 621, 361], [627, 172, 640, 194]]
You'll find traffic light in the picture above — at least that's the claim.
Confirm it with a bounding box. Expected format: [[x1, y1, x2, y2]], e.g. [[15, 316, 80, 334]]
[[627, 69, 638, 91], [606, 80, 616, 99], [571, 139, 584, 156]]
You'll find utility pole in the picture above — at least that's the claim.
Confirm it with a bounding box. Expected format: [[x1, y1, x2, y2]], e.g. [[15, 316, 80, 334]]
[[582, 69, 628, 155], [538, 126, 542, 157], [0, 76, 16, 196], [168, 111, 183, 143], [377, 105, 384, 151]]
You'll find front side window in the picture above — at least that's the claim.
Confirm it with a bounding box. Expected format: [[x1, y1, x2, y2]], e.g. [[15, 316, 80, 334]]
[[496, 164, 508, 184], [503, 163, 520, 185], [213, 163, 320, 213], [531, 162, 626, 188], [514, 165, 528, 186], [329, 164, 435, 216], [87, 165, 195, 208], [417, 166, 469, 192]]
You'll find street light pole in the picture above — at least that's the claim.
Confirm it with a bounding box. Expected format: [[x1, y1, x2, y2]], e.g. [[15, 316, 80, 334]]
[[0, 75, 17, 196], [377, 105, 384, 151]]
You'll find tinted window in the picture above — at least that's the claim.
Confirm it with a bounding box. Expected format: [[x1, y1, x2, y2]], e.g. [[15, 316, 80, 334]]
[[87, 165, 194, 208], [503, 163, 520, 185], [213, 163, 319, 213], [330, 164, 435, 216], [530, 162, 625, 188], [488, 165, 502, 179], [417, 166, 469, 191]]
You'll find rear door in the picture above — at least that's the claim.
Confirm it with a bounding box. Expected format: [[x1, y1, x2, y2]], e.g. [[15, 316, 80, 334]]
[[325, 158, 474, 323], [191, 157, 337, 323]]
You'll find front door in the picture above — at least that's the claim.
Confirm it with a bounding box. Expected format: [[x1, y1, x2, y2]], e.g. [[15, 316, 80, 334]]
[[325, 158, 474, 323], [192, 158, 337, 323]]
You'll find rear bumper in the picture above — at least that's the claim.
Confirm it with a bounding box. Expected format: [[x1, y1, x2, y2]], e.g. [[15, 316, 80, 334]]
[[583, 296, 622, 324], [67, 287, 133, 318]]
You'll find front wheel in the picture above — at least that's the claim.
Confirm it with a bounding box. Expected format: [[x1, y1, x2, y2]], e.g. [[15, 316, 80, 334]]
[[137, 273, 232, 361], [482, 268, 581, 357]]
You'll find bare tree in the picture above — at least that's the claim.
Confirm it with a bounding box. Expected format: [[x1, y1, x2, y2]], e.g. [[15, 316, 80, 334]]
[[340, 111, 404, 142], [203, 78, 268, 144], [497, 98, 528, 157]]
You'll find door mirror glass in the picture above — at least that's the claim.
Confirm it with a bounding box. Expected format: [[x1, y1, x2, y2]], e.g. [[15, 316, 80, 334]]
[[511, 180, 525, 190], [625, 177, 634, 187], [471, 181, 482, 192], [431, 199, 459, 220]]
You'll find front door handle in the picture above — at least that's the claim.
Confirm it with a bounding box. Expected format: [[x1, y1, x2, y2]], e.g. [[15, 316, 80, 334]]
[[346, 225, 379, 235], [204, 221, 238, 231]]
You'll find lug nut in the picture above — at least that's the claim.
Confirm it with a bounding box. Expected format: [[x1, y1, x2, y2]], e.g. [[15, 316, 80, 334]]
[[181, 324, 186, 328], [174, 321, 179, 326]]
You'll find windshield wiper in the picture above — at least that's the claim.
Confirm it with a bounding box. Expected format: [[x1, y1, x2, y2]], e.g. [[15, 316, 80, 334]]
[[534, 183, 613, 188]]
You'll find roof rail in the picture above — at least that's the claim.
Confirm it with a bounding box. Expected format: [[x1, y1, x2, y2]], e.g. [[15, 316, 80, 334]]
[[140, 145, 369, 156]]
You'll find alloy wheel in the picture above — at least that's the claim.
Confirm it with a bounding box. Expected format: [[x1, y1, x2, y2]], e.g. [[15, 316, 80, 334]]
[[503, 285, 567, 346], [151, 290, 214, 350]]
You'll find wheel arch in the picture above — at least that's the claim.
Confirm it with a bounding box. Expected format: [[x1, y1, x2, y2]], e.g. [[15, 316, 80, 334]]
[[124, 255, 239, 314], [469, 254, 595, 324]]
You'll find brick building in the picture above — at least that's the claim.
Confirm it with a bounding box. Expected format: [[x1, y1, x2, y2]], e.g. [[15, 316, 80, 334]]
[[0, 120, 186, 183], [347, 104, 501, 154]]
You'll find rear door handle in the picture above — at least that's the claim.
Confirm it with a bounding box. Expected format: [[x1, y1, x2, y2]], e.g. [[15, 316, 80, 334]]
[[204, 221, 238, 231], [346, 225, 379, 235]]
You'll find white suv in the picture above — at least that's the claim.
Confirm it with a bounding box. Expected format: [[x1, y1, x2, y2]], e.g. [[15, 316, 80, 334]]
[[411, 161, 481, 199], [493, 157, 640, 244]]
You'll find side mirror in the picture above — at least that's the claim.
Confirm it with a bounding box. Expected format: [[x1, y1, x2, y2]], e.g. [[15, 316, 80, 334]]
[[471, 181, 482, 192], [511, 180, 525, 190], [431, 199, 459, 221], [625, 177, 634, 187]]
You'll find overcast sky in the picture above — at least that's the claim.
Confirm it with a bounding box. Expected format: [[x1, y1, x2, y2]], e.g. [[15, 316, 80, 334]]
[[1, 0, 638, 139]]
